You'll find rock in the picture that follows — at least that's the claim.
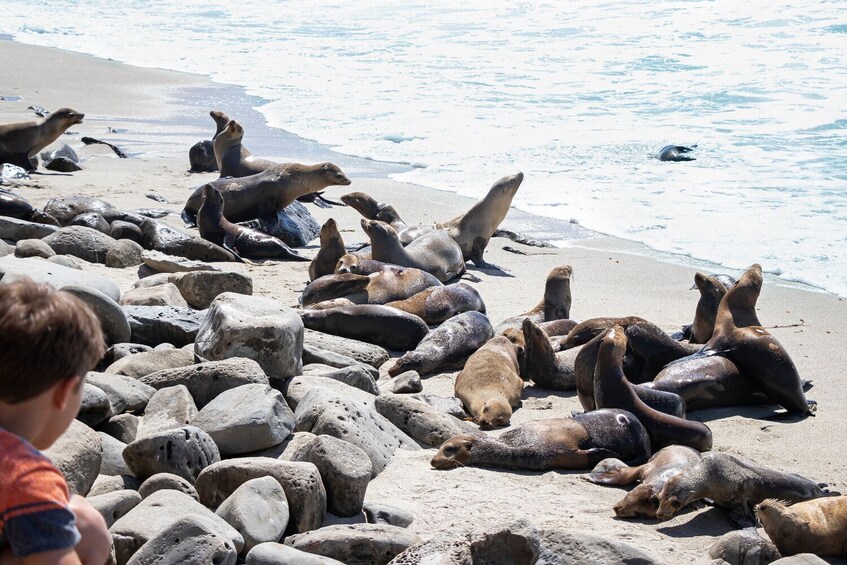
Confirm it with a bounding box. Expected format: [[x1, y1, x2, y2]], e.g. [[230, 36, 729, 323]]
[[0, 239, 12, 257], [138, 358, 269, 408], [410, 393, 467, 419], [140, 218, 235, 262], [241, 201, 320, 248], [0, 256, 120, 301], [285, 524, 421, 565], [88, 474, 142, 497], [120, 283, 188, 307], [40, 143, 79, 164], [363, 504, 414, 529], [123, 425, 220, 482], [141, 249, 221, 274], [43, 195, 124, 225], [14, 238, 55, 258], [290, 435, 372, 517], [110, 220, 144, 244], [88, 490, 142, 528], [195, 293, 303, 384], [46, 254, 85, 269], [282, 376, 376, 411], [63, 284, 132, 345], [374, 394, 480, 447], [192, 384, 294, 455], [535, 528, 662, 564], [304, 329, 389, 369], [110, 343, 154, 362], [100, 414, 141, 444], [77, 383, 113, 427], [106, 239, 145, 268], [707, 528, 782, 565], [307, 365, 380, 395], [195, 459, 326, 535], [138, 473, 199, 501], [322, 513, 367, 528], [42, 225, 117, 263], [125, 515, 238, 565], [97, 431, 134, 476], [169, 270, 253, 309], [123, 305, 205, 347], [43, 420, 102, 496], [246, 542, 345, 565], [381, 371, 422, 394], [87, 371, 156, 414], [71, 212, 111, 234], [769, 556, 829, 565], [109, 489, 243, 565], [302, 343, 379, 379], [136, 385, 198, 439], [0, 216, 58, 241], [105, 348, 195, 378], [216, 477, 289, 555], [272, 432, 318, 461]]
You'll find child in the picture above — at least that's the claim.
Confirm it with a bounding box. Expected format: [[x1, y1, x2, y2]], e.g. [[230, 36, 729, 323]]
[[0, 280, 111, 564]]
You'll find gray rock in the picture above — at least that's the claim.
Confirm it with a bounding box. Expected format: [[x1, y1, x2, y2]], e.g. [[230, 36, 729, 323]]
[[140, 218, 235, 262], [192, 384, 294, 455], [285, 524, 421, 565], [138, 473, 199, 501], [0, 216, 58, 241], [88, 474, 142, 497], [216, 476, 289, 555], [63, 284, 132, 345], [247, 543, 345, 565], [290, 435, 371, 517], [110, 343, 154, 362], [136, 385, 198, 439], [130, 272, 173, 290], [535, 528, 662, 564], [123, 425, 220, 482], [374, 394, 480, 447], [272, 432, 318, 461], [109, 489, 243, 565], [195, 293, 303, 385], [88, 489, 142, 528], [43, 195, 123, 225], [71, 212, 111, 234], [381, 371, 422, 394], [120, 283, 188, 307], [410, 393, 468, 419], [99, 414, 140, 444], [707, 528, 781, 565], [123, 305, 205, 347], [307, 365, 380, 395], [105, 348, 195, 378], [0, 239, 12, 257], [283, 376, 376, 411], [304, 329, 389, 369], [769, 556, 829, 565], [195, 459, 326, 535], [363, 504, 414, 529], [106, 239, 145, 268], [169, 270, 253, 309], [78, 383, 113, 427], [43, 420, 102, 496], [87, 371, 157, 414], [137, 358, 269, 408], [14, 238, 55, 258], [110, 220, 144, 244], [321, 512, 367, 528], [241, 201, 320, 248], [141, 249, 221, 274], [0, 256, 120, 301], [42, 225, 117, 263], [125, 515, 238, 565], [97, 432, 134, 476], [302, 343, 380, 380], [46, 254, 86, 269]]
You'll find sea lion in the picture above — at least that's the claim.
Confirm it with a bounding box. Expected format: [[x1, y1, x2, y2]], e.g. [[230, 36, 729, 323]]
[[214, 119, 281, 178], [594, 326, 712, 451], [299, 304, 429, 351], [521, 318, 577, 391], [309, 218, 346, 281], [757, 496, 847, 558], [361, 219, 465, 283], [431, 409, 651, 471], [300, 273, 372, 306], [341, 191, 431, 245], [706, 529, 781, 565], [656, 452, 831, 523], [436, 171, 524, 267], [586, 445, 702, 519], [658, 144, 697, 162], [384, 282, 485, 325], [196, 184, 307, 261], [454, 336, 523, 429], [495, 265, 573, 333], [302, 266, 441, 307], [684, 272, 729, 343], [0, 108, 84, 169], [334, 254, 387, 275], [182, 162, 351, 225], [389, 311, 493, 377], [188, 110, 231, 172], [0, 188, 36, 219]]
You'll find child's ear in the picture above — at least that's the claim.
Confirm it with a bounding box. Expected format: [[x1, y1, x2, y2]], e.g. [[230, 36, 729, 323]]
[[53, 375, 82, 410]]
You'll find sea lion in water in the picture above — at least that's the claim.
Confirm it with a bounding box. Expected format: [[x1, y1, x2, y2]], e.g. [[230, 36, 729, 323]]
[[309, 218, 346, 281], [495, 265, 573, 333], [586, 445, 702, 519], [521, 318, 577, 391], [435, 172, 523, 267], [182, 162, 351, 225], [454, 336, 523, 429], [341, 191, 431, 245], [300, 304, 429, 351], [385, 282, 485, 325], [214, 119, 281, 178], [301, 266, 442, 307], [335, 254, 387, 275], [658, 144, 697, 162], [0, 108, 84, 169], [431, 409, 651, 471], [188, 110, 230, 172], [756, 496, 847, 558], [196, 184, 307, 261]]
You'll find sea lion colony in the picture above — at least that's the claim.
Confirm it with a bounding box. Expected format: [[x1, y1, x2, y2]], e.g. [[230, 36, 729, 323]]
[[0, 106, 843, 564]]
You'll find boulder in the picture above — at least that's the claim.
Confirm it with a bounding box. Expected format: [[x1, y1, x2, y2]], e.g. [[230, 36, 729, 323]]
[[304, 365, 379, 395], [302, 343, 379, 379], [63, 284, 132, 345], [43, 195, 123, 225], [137, 473, 199, 501], [46, 255, 86, 269], [42, 225, 117, 263], [380, 371, 422, 394], [240, 201, 320, 248], [86, 371, 156, 415], [120, 283, 188, 307], [123, 305, 206, 348], [105, 348, 195, 378], [88, 474, 142, 497], [97, 432, 134, 476], [535, 528, 662, 564], [87, 490, 142, 528], [169, 270, 253, 309], [14, 238, 55, 258], [374, 394, 480, 447], [285, 524, 420, 565], [707, 528, 781, 565], [99, 414, 140, 444], [0, 216, 57, 241], [141, 249, 221, 274], [140, 219, 235, 262], [0, 256, 120, 301], [246, 543, 345, 565], [77, 384, 113, 427], [363, 504, 414, 529], [304, 329, 389, 369], [71, 212, 111, 234], [43, 420, 102, 496], [125, 515, 238, 565], [272, 432, 318, 461], [97, 343, 152, 370], [106, 239, 145, 268], [216, 477, 289, 555], [137, 358, 269, 408], [282, 376, 376, 411], [0, 239, 12, 257], [410, 393, 468, 419], [110, 220, 144, 244], [123, 425, 220, 482], [136, 385, 197, 439]]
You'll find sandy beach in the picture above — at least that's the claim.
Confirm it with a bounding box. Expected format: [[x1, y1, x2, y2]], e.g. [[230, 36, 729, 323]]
[[3, 39, 847, 563]]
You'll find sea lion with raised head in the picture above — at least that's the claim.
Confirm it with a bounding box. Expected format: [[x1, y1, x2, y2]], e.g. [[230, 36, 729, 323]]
[[431, 409, 651, 471], [675, 272, 729, 343], [384, 282, 485, 325], [309, 218, 347, 280], [214, 119, 281, 178], [521, 318, 577, 391], [454, 336, 523, 429], [301, 266, 442, 307], [495, 265, 573, 333], [0, 108, 84, 169], [756, 496, 847, 558], [341, 191, 431, 245], [299, 304, 429, 351], [188, 110, 231, 172]]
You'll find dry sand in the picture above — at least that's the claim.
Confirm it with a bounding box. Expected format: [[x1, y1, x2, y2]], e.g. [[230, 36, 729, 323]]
[[3, 39, 846, 563]]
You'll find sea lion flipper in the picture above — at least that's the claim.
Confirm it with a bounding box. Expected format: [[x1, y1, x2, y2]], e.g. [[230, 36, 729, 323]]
[[180, 208, 197, 227], [586, 458, 636, 485]]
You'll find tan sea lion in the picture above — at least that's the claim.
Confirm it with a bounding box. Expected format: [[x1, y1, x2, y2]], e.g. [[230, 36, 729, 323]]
[[334, 254, 386, 275], [436, 171, 523, 267], [309, 218, 347, 281], [757, 496, 847, 558], [431, 409, 651, 471], [188, 110, 231, 172], [213, 119, 281, 177], [495, 265, 573, 333], [299, 304, 429, 351], [454, 336, 523, 429], [586, 445, 702, 519], [521, 318, 577, 391], [341, 191, 431, 244], [384, 282, 485, 325], [302, 266, 442, 307], [687, 272, 729, 343], [0, 108, 84, 169]]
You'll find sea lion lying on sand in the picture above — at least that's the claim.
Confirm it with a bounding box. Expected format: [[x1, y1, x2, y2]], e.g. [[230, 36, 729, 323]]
[[454, 336, 523, 429]]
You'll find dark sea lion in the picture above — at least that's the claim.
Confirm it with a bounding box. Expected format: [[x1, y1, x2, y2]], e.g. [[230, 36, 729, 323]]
[[302, 266, 441, 307], [495, 265, 573, 333], [334, 254, 387, 275], [594, 326, 712, 451], [686, 272, 729, 344], [454, 336, 523, 429], [182, 162, 351, 225], [389, 311, 494, 377], [658, 144, 697, 162], [431, 409, 651, 471], [70, 212, 110, 235], [309, 218, 346, 281], [214, 119, 281, 178], [586, 445, 702, 519], [196, 184, 307, 261], [385, 282, 485, 325], [756, 496, 847, 558], [655, 452, 831, 523], [0, 108, 84, 169], [521, 318, 577, 391], [436, 171, 524, 267], [562, 316, 649, 350], [299, 304, 429, 351], [188, 110, 231, 172], [301, 273, 372, 306], [0, 188, 35, 219], [341, 191, 431, 245]]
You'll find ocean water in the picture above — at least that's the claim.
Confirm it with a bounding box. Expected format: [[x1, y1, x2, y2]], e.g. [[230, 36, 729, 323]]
[[3, 1, 846, 295]]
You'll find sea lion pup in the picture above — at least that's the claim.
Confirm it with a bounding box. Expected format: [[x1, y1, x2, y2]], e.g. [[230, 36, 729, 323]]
[[0, 108, 84, 169], [585, 445, 702, 519], [757, 496, 847, 558], [701, 263, 813, 414], [214, 119, 281, 178], [705, 529, 781, 565], [361, 219, 465, 283], [658, 144, 697, 162], [301, 266, 441, 307], [495, 265, 573, 333], [521, 318, 577, 391], [196, 184, 307, 261], [309, 218, 346, 280], [435, 171, 524, 267], [182, 162, 351, 225], [595, 326, 712, 451], [454, 336, 524, 429], [384, 282, 485, 325], [300, 304, 429, 351], [655, 452, 831, 524], [431, 409, 651, 471], [389, 311, 493, 377], [188, 110, 231, 172], [341, 191, 431, 245], [335, 254, 387, 275]]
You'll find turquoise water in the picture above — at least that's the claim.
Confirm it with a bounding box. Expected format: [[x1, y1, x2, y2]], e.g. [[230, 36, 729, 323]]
[[3, 1, 846, 294]]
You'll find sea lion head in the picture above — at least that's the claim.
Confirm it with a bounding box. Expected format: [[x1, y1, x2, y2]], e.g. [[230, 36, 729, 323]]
[[223, 120, 244, 141], [431, 435, 476, 470], [490, 171, 524, 198], [317, 162, 352, 186], [210, 110, 229, 124], [361, 218, 399, 243], [341, 191, 380, 217], [654, 474, 692, 521], [335, 253, 361, 274], [199, 184, 224, 219], [477, 398, 512, 430], [52, 108, 84, 125], [614, 487, 661, 519], [320, 218, 340, 244], [601, 326, 627, 364]]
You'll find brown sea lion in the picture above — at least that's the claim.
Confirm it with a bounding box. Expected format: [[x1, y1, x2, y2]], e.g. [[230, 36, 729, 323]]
[[309, 218, 346, 281], [655, 452, 831, 523], [586, 445, 702, 518], [454, 336, 523, 429], [341, 191, 430, 245], [188, 110, 231, 172], [299, 304, 429, 351], [0, 108, 84, 169], [334, 254, 386, 275], [182, 162, 351, 225], [594, 326, 712, 451], [214, 119, 281, 178], [431, 408, 651, 471], [757, 496, 847, 558], [302, 267, 441, 307], [436, 172, 523, 267], [521, 318, 577, 391], [495, 265, 573, 333], [688, 272, 729, 343], [385, 282, 485, 325]]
